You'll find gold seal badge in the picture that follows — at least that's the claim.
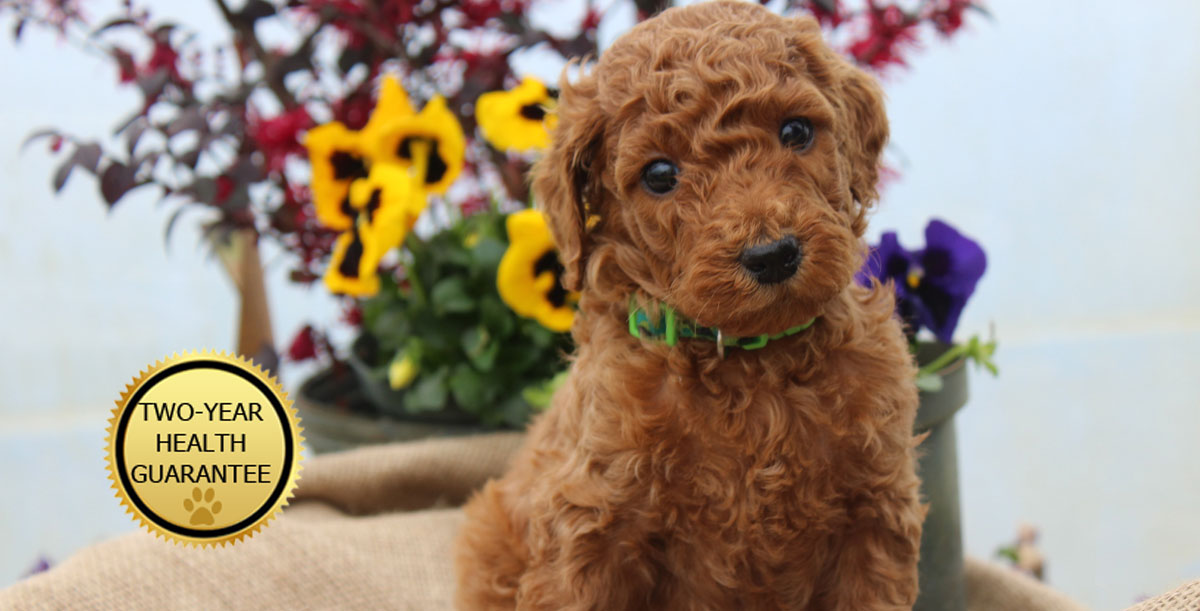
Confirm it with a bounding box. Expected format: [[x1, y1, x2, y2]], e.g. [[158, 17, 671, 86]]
[[105, 351, 303, 546]]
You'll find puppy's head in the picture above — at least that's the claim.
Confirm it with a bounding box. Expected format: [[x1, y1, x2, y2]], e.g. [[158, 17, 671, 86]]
[[534, 1, 887, 337]]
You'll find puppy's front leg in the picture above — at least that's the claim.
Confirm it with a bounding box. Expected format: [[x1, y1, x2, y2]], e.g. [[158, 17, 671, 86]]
[[817, 486, 924, 611], [456, 481, 531, 610], [516, 504, 659, 611]]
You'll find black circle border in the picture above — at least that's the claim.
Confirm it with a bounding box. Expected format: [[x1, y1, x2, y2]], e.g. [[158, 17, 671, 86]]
[[114, 359, 295, 539]]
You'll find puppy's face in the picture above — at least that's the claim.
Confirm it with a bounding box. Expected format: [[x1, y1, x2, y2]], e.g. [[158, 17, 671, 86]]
[[536, 1, 888, 337]]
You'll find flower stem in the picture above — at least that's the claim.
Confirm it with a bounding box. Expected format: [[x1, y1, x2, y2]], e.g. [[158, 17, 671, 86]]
[[916, 335, 999, 379], [917, 343, 970, 378]]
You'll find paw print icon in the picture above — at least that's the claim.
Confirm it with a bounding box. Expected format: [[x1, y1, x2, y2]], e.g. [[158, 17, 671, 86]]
[[183, 487, 222, 526]]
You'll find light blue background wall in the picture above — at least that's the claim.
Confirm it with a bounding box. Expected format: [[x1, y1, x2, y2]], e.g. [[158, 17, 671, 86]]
[[2, 1, 1198, 608]]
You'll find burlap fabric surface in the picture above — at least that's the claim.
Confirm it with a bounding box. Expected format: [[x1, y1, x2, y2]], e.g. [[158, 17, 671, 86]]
[[0, 432, 1132, 610], [1127, 579, 1200, 610]]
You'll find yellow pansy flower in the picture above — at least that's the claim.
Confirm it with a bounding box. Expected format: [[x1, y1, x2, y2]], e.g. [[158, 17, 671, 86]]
[[306, 75, 416, 232], [309, 74, 472, 297], [305, 122, 368, 232], [497, 209, 578, 332], [323, 163, 426, 297], [366, 95, 465, 195], [324, 228, 378, 296], [475, 76, 558, 153], [360, 74, 417, 146]]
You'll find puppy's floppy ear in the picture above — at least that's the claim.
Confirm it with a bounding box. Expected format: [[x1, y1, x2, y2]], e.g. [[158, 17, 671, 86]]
[[532, 64, 606, 292], [831, 57, 889, 236]]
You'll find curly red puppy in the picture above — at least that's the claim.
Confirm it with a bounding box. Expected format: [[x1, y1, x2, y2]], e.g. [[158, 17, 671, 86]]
[[455, 2, 923, 609]]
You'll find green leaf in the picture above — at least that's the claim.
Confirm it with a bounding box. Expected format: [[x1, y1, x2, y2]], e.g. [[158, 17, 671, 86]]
[[430, 276, 475, 315], [498, 395, 532, 429], [370, 308, 412, 351], [499, 342, 544, 374], [442, 245, 474, 268], [473, 341, 501, 372], [915, 372, 944, 393], [965, 336, 999, 376], [460, 325, 486, 354], [449, 364, 492, 412], [522, 369, 569, 410], [361, 295, 392, 328], [480, 295, 517, 339], [525, 321, 557, 348], [469, 237, 506, 273], [995, 546, 1019, 563], [461, 325, 500, 372], [404, 367, 449, 413]]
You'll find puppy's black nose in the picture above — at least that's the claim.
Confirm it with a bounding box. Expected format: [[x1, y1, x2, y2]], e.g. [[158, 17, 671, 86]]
[[739, 236, 800, 284]]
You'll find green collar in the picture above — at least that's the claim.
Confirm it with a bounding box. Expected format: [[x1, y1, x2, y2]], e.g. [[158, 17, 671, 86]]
[[628, 300, 816, 355]]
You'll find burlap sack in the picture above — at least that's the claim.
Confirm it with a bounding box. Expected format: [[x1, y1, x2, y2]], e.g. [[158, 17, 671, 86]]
[[1126, 579, 1200, 611], [1, 433, 1100, 609]]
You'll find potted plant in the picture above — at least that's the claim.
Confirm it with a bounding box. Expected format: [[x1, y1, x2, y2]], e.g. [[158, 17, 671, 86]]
[[859, 219, 998, 611], [284, 62, 585, 450], [297, 205, 575, 450], [5, 0, 987, 461]]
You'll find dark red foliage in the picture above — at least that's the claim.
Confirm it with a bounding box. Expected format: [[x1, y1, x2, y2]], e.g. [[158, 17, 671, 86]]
[[342, 304, 363, 327], [928, 0, 972, 36], [580, 9, 601, 33], [331, 90, 376, 131], [215, 175, 235, 204], [248, 107, 313, 175], [270, 182, 314, 234], [112, 47, 137, 83], [286, 183, 312, 210], [146, 38, 183, 83], [848, 3, 922, 70], [459, 0, 524, 28], [286, 324, 318, 361], [459, 195, 490, 217], [305, 0, 365, 18], [105, 29, 190, 99], [276, 177, 338, 280], [806, 0, 845, 27]]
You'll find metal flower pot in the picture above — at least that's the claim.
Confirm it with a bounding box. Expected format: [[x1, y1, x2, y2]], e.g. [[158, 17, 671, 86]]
[[295, 362, 492, 455], [914, 342, 970, 611]]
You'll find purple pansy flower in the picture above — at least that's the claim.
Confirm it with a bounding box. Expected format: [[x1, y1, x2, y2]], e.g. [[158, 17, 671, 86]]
[[21, 556, 51, 579], [858, 219, 987, 344]]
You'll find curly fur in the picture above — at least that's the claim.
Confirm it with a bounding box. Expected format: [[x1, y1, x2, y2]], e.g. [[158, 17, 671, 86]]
[[455, 2, 923, 609]]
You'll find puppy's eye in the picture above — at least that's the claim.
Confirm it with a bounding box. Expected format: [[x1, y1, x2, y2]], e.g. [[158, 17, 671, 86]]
[[780, 117, 815, 152], [640, 160, 679, 195]]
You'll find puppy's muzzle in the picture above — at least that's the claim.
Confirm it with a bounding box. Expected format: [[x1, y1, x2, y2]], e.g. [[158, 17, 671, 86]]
[[739, 235, 801, 285]]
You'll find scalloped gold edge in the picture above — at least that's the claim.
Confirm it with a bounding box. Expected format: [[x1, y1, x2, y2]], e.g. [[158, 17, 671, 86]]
[[104, 350, 305, 548]]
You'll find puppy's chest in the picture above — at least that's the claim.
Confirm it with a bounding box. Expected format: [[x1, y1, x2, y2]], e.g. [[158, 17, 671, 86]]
[[641, 429, 842, 593], [649, 370, 870, 535], [662, 424, 846, 534]]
